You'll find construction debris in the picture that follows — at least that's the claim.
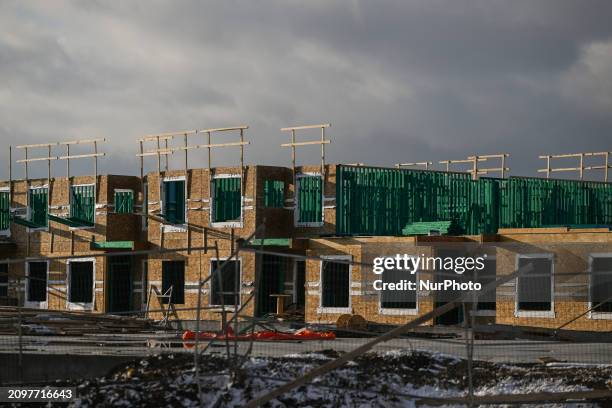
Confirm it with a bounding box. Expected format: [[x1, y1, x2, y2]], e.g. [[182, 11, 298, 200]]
[[63, 350, 612, 407], [0, 307, 158, 336]]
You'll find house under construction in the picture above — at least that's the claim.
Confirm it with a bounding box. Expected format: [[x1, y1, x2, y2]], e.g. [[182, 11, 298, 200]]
[[0, 127, 611, 332]]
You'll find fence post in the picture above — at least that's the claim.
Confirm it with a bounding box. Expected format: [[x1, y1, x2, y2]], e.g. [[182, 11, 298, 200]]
[[17, 277, 23, 384]]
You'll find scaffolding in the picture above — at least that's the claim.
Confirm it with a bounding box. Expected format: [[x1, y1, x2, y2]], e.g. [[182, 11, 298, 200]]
[[395, 161, 432, 170], [440, 153, 509, 179], [538, 151, 612, 182], [136, 126, 250, 246]]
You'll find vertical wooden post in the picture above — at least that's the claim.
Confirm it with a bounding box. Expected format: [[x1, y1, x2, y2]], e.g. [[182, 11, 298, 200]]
[[66, 145, 70, 179], [24, 147, 28, 180], [291, 129, 296, 206], [321, 126, 325, 176], [139, 141, 144, 179], [546, 156, 551, 179], [165, 138, 169, 172], [47, 145, 52, 181], [94, 141, 98, 180], [501, 155, 506, 178], [579, 153, 584, 180], [156, 136, 161, 174], [605, 152, 609, 183], [9, 146, 12, 207]]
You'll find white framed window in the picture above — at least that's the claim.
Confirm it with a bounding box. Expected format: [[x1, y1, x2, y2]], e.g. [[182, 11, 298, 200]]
[[160, 176, 187, 233], [69, 183, 96, 230], [67, 258, 95, 311], [210, 174, 243, 228], [515, 254, 555, 318], [318, 255, 352, 314], [295, 173, 324, 227], [27, 185, 49, 231], [209, 258, 242, 308], [25, 260, 49, 309], [0, 186, 11, 237], [588, 253, 612, 320]]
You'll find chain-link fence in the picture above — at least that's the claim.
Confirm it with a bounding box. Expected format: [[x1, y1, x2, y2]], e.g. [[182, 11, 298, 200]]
[[1, 240, 612, 406]]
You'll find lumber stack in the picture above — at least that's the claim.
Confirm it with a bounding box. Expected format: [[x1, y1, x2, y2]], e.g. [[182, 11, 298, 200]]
[[0, 306, 160, 336]]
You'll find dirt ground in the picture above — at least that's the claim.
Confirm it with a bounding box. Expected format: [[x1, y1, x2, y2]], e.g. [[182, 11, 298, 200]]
[[11, 349, 610, 407]]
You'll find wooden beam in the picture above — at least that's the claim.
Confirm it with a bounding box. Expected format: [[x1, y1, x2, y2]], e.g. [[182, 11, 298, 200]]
[[15, 142, 59, 149], [141, 131, 197, 141], [281, 123, 330, 131], [16, 157, 59, 163], [281, 140, 331, 147], [199, 125, 249, 133], [57, 153, 105, 160], [60, 138, 106, 146]]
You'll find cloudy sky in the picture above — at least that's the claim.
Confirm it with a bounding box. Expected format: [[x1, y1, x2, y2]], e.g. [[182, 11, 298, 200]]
[[1, 1, 611, 180]]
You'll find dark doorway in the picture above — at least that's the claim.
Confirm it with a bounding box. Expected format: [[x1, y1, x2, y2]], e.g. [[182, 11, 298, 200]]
[[295, 260, 305, 308], [27, 261, 47, 303], [257, 255, 287, 316], [434, 248, 464, 325], [163, 261, 185, 305], [107, 256, 132, 313]]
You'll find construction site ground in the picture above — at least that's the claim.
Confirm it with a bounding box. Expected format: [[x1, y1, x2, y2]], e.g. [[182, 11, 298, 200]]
[[35, 350, 612, 407], [4, 334, 612, 363]]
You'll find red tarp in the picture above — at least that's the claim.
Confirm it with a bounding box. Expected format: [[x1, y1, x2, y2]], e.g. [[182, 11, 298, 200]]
[[182, 326, 336, 343]]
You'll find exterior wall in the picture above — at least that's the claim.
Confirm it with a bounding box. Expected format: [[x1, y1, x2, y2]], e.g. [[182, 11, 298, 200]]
[[495, 230, 612, 331], [0, 175, 144, 313], [146, 241, 256, 321], [304, 237, 437, 326], [304, 232, 612, 332], [144, 167, 258, 242]]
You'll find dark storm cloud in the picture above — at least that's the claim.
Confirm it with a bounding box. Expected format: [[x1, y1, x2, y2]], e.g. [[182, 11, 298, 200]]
[[0, 0, 611, 179]]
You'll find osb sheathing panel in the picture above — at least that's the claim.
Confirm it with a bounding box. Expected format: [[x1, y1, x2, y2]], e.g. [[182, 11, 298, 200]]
[[146, 250, 256, 321], [255, 166, 293, 238], [304, 241, 436, 325], [305, 237, 612, 330], [0, 175, 145, 313], [496, 242, 612, 331], [145, 167, 257, 243]]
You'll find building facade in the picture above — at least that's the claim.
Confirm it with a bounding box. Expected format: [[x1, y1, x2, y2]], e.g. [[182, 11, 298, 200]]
[[0, 163, 611, 331]]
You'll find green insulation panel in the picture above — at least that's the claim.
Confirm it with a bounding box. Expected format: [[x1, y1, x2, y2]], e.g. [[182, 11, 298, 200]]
[[212, 177, 241, 223], [297, 175, 323, 225], [336, 165, 612, 236], [114, 190, 134, 214], [91, 241, 134, 250], [70, 185, 95, 225], [402, 221, 455, 236], [163, 180, 185, 224], [248, 238, 291, 247], [263, 180, 285, 208], [0, 191, 9, 231], [29, 187, 48, 227], [500, 177, 612, 229], [335, 165, 494, 235]]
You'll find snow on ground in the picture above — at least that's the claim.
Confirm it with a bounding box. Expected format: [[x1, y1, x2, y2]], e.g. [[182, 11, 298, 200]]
[[62, 349, 612, 407]]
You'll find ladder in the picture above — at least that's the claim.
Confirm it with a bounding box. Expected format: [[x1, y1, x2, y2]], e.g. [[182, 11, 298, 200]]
[[145, 285, 182, 330]]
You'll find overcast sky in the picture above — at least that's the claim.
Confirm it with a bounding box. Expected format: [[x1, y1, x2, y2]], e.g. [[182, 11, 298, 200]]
[[1, 1, 611, 180]]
